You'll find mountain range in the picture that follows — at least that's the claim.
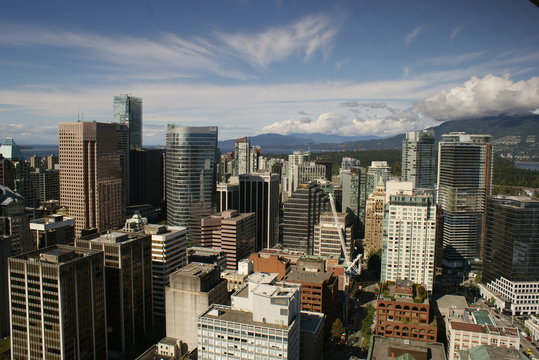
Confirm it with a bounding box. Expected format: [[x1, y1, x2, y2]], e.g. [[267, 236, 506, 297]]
[[218, 114, 539, 160]]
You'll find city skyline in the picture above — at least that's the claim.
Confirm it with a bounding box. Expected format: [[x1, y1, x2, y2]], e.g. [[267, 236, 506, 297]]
[[0, 1, 538, 144]]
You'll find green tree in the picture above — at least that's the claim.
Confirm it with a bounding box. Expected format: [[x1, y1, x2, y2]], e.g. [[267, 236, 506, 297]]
[[331, 318, 345, 340]]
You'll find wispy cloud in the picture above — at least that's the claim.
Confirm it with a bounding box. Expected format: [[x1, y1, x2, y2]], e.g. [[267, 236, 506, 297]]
[[215, 13, 341, 70], [451, 23, 465, 42], [423, 52, 484, 66], [404, 25, 423, 46], [0, 14, 341, 79]]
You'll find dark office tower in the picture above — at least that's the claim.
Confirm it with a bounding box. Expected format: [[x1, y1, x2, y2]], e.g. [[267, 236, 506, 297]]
[[76, 231, 152, 358], [14, 160, 35, 208], [129, 148, 163, 206], [402, 130, 435, 188], [216, 182, 240, 213], [9, 245, 107, 359], [30, 168, 60, 203], [437, 132, 492, 268], [239, 172, 280, 251], [0, 185, 32, 255], [282, 182, 328, 254], [0, 236, 10, 337], [315, 159, 333, 181], [166, 126, 218, 235], [0, 155, 14, 189], [114, 94, 143, 150], [59, 121, 128, 237], [481, 196, 539, 315], [341, 166, 368, 235]]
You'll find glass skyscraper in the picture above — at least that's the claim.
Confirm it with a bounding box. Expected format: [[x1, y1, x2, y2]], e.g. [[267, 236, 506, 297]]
[[165, 125, 218, 238], [114, 94, 142, 149], [402, 129, 435, 188], [437, 132, 492, 268]]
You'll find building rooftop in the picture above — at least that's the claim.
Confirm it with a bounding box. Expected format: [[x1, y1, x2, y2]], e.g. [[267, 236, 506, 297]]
[[300, 311, 325, 334], [436, 295, 469, 313], [458, 344, 522, 360], [247, 272, 278, 285], [379, 280, 429, 304], [368, 335, 447, 360], [284, 269, 334, 284], [174, 262, 218, 278], [12, 245, 100, 264], [450, 321, 519, 337], [201, 304, 289, 330]]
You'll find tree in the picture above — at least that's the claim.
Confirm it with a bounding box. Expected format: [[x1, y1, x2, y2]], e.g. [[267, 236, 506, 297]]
[[331, 318, 345, 340]]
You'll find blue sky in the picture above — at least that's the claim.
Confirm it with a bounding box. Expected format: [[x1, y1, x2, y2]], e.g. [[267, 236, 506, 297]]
[[0, 0, 538, 144]]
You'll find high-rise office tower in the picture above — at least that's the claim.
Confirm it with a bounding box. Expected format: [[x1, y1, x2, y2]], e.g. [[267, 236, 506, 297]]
[[402, 130, 435, 188], [381, 191, 437, 292], [200, 209, 256, 269], [0, 137, 24, 161], [0, 185, 32, 255], [366, 161, 391, 197], [480, 196, 539, 315], [285, 151, 310, 195], [341, 157, 361, 172], [0, 235, 10, 337], [29, 214, 75, 249], [46, 154, 58, 170], [59, 121, 128, 236], [30, 168, 60, 203], [363, 180, 386, 256], [114, 94, 142, 149], [341, 166, 367, 229], [75, 231, 152, 357], [314, 211, 353, 258], [165, 125, 218, 240], [9, 245, 107, 359], [282, 182, 328, 254], [0, 155, 15, 189], [216, 182, 239, 213], [437, 132, 492, 267], [166, 262, 228, 352], [239, 172, 280, 250], [290, 162, 326, 194], [143, 224, 187, 323], [128, 148, 163, 206], [234, 137, 252, 175]]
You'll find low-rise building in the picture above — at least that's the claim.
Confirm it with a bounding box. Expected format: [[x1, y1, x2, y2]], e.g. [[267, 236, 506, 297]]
[[367, 335, 447, 360], [525, 316, 539, 341], [437, 295, 520, 360], [197, 272, 302, 360], [29, 214, 75, 249], [375, 279, 437, 342]]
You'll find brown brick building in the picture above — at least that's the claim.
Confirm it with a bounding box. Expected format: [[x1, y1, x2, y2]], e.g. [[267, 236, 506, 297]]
[[375, 279, 437, 342]]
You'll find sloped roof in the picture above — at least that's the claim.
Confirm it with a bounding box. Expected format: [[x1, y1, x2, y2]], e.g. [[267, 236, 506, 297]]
[[0, 138, 24, 160]]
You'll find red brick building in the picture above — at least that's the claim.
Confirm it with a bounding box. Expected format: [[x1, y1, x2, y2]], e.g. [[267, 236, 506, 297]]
[[375, 279, 437, 342]]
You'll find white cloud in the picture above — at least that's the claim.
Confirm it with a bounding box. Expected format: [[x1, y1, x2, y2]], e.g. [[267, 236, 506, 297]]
[[0, 14, 341, 79], [215, 13, 340, 69], [416, 74, 539, 121], [404, 25, 423, 46], [450, 23, 465, 42]]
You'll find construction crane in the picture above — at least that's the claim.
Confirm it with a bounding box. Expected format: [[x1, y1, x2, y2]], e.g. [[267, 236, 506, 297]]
[[328, 193, 362, 276]]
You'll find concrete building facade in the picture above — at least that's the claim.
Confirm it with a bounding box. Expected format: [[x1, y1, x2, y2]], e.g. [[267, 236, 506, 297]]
[[166, 262, 228, 352], [76, 231, 152, 357], [59, 121, 128, 236], [9, 245, 107, 359]]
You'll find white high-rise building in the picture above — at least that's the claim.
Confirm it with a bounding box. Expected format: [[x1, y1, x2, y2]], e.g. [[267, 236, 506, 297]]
[[144, 224, 188, 321], [381, 191, 437, 292], [197, 272, 301, 360]]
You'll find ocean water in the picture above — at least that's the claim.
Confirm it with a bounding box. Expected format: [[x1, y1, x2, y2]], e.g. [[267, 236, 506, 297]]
[[515, 162, 539, 171], [20, 145, 59, 159]]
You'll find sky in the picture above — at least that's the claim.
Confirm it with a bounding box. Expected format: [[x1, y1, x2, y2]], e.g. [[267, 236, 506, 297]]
[[0, 0, 538, 144]]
